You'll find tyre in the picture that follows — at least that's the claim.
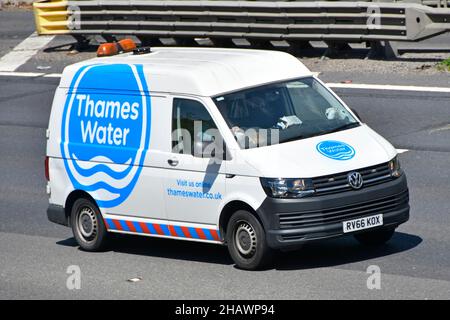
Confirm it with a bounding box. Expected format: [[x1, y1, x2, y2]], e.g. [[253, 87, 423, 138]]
[[354, 228, 395, 246], [226, 210, 274, 270], [71, 198, 109, 251]]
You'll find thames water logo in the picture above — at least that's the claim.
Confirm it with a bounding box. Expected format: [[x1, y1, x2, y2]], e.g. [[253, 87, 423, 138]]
[[61, 64, 151, 208], [316, 140, 355, 161]]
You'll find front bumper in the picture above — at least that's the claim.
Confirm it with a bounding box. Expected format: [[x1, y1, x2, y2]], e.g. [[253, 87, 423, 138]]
[[256, 174, 410, 249]]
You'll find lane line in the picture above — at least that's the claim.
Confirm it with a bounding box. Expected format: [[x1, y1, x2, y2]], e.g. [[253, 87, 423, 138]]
[[396, 149, 410, 154], [0, 71, 45, 77], [0, 32, 55, 72], [43, 73, 63, 78], [0, 70, 449, 94], [327, 83, 450, 94], [0, 71, 62, 78]]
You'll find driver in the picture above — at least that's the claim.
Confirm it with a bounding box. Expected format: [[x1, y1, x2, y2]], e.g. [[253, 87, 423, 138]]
[[231, 96, 272, 148]]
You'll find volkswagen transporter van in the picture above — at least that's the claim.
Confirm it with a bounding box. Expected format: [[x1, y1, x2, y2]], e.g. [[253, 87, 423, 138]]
[[46, 46, 409, 270]]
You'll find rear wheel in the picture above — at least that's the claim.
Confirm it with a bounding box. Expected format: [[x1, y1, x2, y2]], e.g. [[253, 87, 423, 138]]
[[226, 210, 274, 270], [71, 198, 109, 251], [354, 228, 395, 246]]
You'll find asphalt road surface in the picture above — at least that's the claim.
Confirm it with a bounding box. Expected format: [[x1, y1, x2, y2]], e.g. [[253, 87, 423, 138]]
[[0, 8, 449, 300]]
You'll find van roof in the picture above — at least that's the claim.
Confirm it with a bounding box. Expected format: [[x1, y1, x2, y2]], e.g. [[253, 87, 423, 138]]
[[60, 47, 313, 96]]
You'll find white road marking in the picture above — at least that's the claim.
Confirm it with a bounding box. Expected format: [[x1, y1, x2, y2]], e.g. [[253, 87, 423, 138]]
[[429, 124, 450, 133], [0, 71, 61, 78], [43, 73, 63, 78], [0, 71, 44, 77], [327, 83, 450, 94], [0, 70, 449, 95], [0, 32, 55, 72], [396, 149, 410, 154]]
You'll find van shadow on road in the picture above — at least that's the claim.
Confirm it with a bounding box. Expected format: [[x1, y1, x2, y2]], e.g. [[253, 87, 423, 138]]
[[275, 232, 422, 271], [57, 231, 422, 271]]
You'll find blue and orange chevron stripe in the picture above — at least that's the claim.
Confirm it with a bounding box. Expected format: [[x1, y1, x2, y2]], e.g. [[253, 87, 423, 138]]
[[104, 218, 222, 242]]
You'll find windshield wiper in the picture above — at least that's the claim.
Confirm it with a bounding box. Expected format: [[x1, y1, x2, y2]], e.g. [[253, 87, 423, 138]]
[[324, 122, 360, 135]]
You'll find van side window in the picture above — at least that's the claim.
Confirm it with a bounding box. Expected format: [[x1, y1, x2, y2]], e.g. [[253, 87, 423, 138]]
[[172, 98, 218, 156]]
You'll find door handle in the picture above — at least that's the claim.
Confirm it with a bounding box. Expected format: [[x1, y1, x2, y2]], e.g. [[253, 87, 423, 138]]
[[168, 158, 179, 167]]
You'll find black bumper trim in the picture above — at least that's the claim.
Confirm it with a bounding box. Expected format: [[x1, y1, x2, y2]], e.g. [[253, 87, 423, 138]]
[[269, 206, 409, 247], [47, 204, 68, 226], [256, 174, 410, 249]]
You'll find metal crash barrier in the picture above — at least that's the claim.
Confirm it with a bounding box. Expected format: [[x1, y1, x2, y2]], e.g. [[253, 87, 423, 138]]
[[33, 0, 69, 35], [33, 0, 450, 56]]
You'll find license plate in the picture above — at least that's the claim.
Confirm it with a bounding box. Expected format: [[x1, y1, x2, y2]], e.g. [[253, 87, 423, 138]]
[[343, 214, 383, 233]]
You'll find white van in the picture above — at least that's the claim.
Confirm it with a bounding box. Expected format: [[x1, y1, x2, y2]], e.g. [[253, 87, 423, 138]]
[[46, 46, 409, 270]]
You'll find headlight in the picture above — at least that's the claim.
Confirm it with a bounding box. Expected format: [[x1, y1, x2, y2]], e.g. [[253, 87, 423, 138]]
[[389, 156, 402, 178], [260, 178, 315, 198]]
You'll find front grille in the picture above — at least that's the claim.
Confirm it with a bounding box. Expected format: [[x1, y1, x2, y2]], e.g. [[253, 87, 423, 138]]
[[312, 162, 393, 196], [278, 190, 409, 229]]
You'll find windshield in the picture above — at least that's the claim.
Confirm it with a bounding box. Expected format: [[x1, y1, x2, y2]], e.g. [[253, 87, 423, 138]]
[[213, 77, 359, 149]]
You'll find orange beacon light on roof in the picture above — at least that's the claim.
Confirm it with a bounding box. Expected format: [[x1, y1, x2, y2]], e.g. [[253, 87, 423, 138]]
[[96, 42, 119, 57], [97, 39, 137, 57]]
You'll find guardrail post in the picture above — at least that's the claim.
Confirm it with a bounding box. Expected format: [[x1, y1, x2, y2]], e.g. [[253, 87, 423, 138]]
[[72, 34, 90, 51], [323, 42, 353, 58], [209, 38, 236, 48], [367, 41, 399, 59], [102, 35, 118, 43], [174, 38, 200, 47], [138, 37, 164, 47], [247, 40, 276, 50], [287, 41, 314, 56]]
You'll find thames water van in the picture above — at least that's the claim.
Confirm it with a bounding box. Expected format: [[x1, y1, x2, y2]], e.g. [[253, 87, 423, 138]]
[[46, 46, 409, 270]]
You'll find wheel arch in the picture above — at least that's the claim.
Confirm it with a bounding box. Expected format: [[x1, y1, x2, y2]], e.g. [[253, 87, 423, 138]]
[[219, 200, 266, 241], [64, 190, 98, 226]]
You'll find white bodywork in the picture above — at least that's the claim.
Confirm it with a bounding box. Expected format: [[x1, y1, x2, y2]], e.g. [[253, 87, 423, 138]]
[[46, 47, 397, 243]]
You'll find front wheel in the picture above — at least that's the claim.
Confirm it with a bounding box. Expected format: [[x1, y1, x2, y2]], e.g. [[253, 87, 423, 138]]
[[226, 210, 274, 270], [354, 228, 395, 246], [71, 198, 109, 251]]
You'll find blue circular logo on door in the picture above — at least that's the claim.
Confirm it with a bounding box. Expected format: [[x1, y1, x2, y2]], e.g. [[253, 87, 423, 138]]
[[316, 140, 355, 161], [60, 64, 151, 208]]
